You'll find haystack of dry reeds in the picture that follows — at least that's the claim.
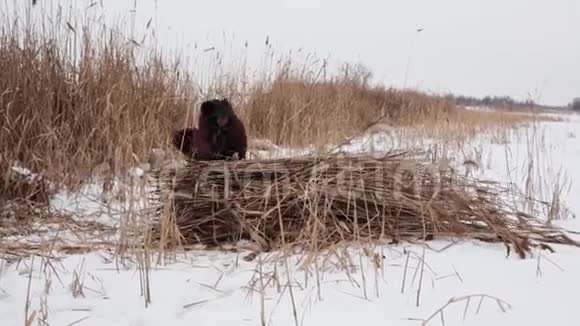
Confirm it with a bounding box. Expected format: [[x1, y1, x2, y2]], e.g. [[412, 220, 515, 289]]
[[148, 151, 578, 258]]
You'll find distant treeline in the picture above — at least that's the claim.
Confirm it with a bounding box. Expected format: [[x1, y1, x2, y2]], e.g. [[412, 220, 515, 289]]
[[444, 94, 566, 111]]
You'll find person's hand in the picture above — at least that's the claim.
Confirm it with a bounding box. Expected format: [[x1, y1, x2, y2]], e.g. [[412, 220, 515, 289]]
[[231, 152, 239, 160]]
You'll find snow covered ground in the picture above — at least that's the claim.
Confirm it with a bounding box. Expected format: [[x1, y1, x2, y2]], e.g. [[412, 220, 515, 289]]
[[2, 111, 580, 326]]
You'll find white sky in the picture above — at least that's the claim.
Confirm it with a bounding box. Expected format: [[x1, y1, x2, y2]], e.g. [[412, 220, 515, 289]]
[[6, 0, 580, 106]]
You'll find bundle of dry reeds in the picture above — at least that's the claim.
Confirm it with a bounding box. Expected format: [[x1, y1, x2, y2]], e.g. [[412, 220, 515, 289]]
[[148, 151, 579, 258]]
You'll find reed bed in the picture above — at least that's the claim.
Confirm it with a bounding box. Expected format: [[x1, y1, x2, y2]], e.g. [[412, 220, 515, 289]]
[[148, 151, 579, 258]]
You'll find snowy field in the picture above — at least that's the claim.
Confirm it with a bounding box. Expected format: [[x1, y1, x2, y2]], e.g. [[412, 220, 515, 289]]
[[1, 110, 580, 326]]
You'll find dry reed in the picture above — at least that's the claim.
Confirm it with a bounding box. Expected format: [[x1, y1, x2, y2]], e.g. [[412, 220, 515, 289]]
[[0, 5, 541, 196], [0, 4, 563, 263], [148, 152, 579, 259]]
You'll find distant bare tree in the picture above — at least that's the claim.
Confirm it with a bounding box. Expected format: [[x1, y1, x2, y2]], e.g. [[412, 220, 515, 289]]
[[572, 98, 580, 111]]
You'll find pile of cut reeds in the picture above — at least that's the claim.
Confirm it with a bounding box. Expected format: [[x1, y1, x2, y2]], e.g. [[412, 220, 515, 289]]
[[147, 151, 579, 258]]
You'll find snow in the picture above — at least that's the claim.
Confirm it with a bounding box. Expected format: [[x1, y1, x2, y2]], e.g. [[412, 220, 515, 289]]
[[10, 164, 33, 177], [2, 112, 580, 326], [49, 180, 150, 228]]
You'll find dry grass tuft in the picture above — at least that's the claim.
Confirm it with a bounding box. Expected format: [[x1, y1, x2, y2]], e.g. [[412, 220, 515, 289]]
[[241, 69, 456, 147], [0, 162, 52, 205], [148, 152, 578, 259], [0, 14, 196, 188]]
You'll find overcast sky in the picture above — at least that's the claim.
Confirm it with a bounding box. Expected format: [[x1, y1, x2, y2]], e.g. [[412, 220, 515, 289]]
[[8, 0, 580, 106]]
